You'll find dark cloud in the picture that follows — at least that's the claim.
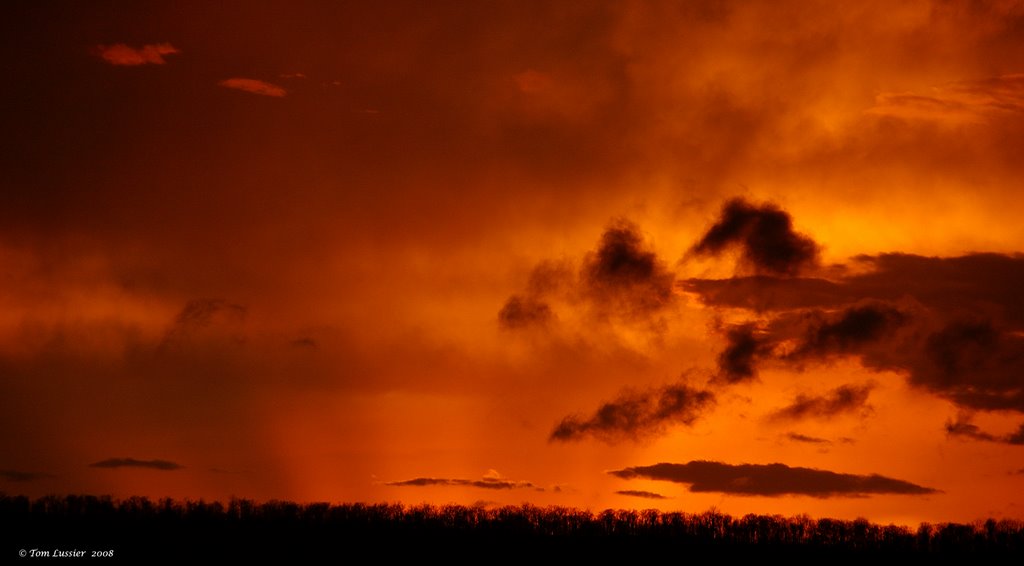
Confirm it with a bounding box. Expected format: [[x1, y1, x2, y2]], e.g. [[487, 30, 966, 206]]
[[909, 319, 1024, 413], [944, 414, 998, 442], [787, 303, 907, 360], [681, 275, 847, 312], [584, 219, 670, 292], [769, 384, 873, 422], [685, 253, 1024, 326], [498, 295, 554, 329], [691, 198, 820, 276], [499, 220, 675, 329], [615, 490, 668, 500], [609, 461, 937, 497], [386, 475, 535, 490], [0, 469, 54, 482], [89, 458, 183, 471], [785, 432, 832, 445], [580, 219, 676, 317], [1007, 424, 1024, 445], [708, 301, 904, 396], [919, 319, 1021, 397], [925, 320, 998, 380], [716, 323, 772, 383], [686, 247, 1024, 416], [550, 383, 714, 443], [945, 414, 1024, 445]]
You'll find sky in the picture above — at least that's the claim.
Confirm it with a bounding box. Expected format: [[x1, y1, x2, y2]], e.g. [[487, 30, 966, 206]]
[[2, 0, 1024, 525]]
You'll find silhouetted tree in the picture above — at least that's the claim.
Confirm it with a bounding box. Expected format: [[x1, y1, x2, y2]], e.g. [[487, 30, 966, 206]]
[[2, 493, 1021, 560]]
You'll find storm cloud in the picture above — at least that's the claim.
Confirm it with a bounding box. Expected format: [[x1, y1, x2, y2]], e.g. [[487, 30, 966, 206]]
[[609, 461, 937, 497]]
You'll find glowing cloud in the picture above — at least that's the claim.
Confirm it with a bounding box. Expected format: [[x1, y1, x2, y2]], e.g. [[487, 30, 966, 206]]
[[219, 78, 287, 98], [95, 43, 180, 66]]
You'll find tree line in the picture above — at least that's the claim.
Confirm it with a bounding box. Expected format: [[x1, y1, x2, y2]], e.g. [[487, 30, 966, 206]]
[[3, 494, 1021, 561]]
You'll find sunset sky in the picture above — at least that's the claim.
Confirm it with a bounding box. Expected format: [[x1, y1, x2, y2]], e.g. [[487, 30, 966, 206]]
[[3, 0, 1024, 526]]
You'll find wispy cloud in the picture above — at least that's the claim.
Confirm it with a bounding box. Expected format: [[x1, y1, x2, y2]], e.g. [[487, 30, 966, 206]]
[[551, 382, 714, 443], [785, 432, 832, 445], [499, 220, 676, 331], [868, 74, 1024, 124], [946, 414, 1024, 445], [768, 384, 874, 422], [219, 78, 287, 98], [386, 470, 536, 490], [615, 489, 668, 499], [89, 458, 182, 471], [95, 43, 179, 66]]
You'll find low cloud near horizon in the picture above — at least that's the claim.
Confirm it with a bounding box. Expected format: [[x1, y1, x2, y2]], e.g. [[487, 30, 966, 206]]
[[610, 461, 937, 498], [386, 470, 537, 491], [89, 458, 183, 471]]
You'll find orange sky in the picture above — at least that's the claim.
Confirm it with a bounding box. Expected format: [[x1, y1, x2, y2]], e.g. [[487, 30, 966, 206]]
[[2, 0, 1024, 525]]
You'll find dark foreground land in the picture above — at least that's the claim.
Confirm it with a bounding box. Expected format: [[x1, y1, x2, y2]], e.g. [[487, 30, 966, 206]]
[[3, 494, 1023, 562]]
